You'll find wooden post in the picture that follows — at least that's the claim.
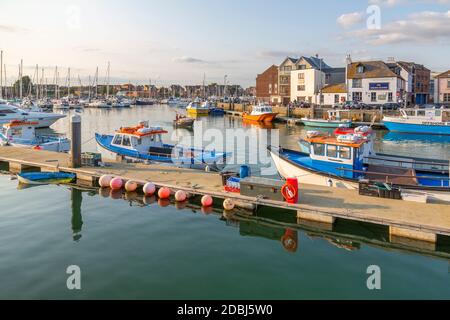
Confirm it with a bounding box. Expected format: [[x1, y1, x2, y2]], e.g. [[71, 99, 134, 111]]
[[69, 115, 81, 168]]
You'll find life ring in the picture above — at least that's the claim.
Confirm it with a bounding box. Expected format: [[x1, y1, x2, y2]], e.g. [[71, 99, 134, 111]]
[[281, 183, 297, 202]]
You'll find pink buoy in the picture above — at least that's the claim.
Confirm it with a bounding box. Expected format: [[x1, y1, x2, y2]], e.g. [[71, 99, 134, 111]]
[[174, 190, 187, 202], [125, 180, 138, 192], [143, 182, 156, 196], [99, 175, 113, 188], [110, 177, 123, 190], [201, 195, 213, 207], [158, 187, 171, 199]]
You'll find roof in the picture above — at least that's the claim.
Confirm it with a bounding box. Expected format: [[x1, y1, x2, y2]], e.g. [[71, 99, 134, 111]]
[[321, 83, 347, 94], [437, 70, 450, 78], [305, 135, 366, 148], [257, 65, 278, 77], [347, 61, 402, 79], [301, 56, 331, 70]]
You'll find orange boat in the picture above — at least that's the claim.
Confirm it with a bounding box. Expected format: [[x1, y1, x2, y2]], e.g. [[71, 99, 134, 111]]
[[242, 104, 278, 123]]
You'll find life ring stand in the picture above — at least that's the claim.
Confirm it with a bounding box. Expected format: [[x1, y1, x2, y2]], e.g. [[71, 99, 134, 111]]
[[281, 183, 298, 202]]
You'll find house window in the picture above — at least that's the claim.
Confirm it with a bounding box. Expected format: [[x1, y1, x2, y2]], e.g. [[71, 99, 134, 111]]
[[320, 94, 324, 104], [352, 79, 362, 88], [444, 93, 450, 102], [357, 65, 365, 74], [371, 92, 377, 102], [327, 145, 338, 158], [388, 92, 393, 102], [297, 85, 305, 91], [334, 95, 340, 103], [269, 84, 272, 94], [447, 80, 450, 88], [274, 84, 278, 93], [313, 143, 325, 156], [298, 73, 305, 80], [284, 66, 292, 72], [352, 92, 362, 101], [298, 65, 306, 70]]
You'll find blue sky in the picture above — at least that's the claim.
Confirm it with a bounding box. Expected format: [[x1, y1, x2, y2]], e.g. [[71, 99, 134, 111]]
[[0, 0, 449, 87]]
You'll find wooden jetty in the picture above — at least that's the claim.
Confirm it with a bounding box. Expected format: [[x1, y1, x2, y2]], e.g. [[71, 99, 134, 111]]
[[1, 145, 449, 249]]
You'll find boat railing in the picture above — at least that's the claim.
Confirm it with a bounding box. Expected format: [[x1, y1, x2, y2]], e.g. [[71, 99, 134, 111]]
[[366, 156, 449, 171]]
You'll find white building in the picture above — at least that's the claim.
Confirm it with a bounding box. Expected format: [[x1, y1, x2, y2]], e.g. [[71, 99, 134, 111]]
[[346, 61, 405, 105], [290, 69, 325, 104], [320, 83, 347, 106]]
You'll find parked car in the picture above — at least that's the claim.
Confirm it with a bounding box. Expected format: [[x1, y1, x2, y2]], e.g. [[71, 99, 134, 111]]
[[382, 103, 401, 110]]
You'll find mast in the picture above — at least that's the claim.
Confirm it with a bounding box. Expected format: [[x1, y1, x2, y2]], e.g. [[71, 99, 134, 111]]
[[3, 64, 6, 99], [106, 61, 110, 98], [55, 66, 59, 100], [88, 75, 91, 101], [68, 67, 71, 98], [19, 59, 23, 99], [95, 66, 98, 98], [203, 73, 206, 99], [78, 75, 82, 99], [0, 50, 3, 99]]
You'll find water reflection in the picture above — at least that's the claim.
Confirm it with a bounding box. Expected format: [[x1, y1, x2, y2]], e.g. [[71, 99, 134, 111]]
[[71, 188, 83, 242]]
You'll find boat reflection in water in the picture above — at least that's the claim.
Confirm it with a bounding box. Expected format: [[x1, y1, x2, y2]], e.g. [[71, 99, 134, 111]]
[[242, 119, 275, 130], [383, 132, 450, 144]]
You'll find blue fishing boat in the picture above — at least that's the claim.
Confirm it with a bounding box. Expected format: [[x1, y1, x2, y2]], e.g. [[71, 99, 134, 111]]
[[383, 108, 450, 135], [17, 172, 76, 185], [95, 121, 231, 171], [269, 126, 450, 202]]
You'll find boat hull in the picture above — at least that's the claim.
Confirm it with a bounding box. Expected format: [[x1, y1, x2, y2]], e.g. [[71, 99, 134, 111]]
[[302, 120, 352, 128], [383, 121, 450, 135], [187, 108, 210, 115], [242, 113, 278, 123], [17, 172, 76, 185]]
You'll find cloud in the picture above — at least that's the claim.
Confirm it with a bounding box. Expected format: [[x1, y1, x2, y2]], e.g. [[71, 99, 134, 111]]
[[337, 12, 365, 28], [345, 10, 450, 45], [73, 46, 101, 53], [173, 56, 208, 64], [368, 0, 405, 6], [0, 24, 28, 33]]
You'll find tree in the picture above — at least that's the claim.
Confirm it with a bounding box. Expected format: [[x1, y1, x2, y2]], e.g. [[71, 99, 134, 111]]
[[13, 76, 32, 97]]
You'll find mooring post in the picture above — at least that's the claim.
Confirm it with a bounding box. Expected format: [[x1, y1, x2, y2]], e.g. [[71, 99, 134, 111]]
[[69, 114, 82, 168]]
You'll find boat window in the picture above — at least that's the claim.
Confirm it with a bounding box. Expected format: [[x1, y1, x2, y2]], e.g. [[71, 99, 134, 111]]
[[136, 137, 142, 145], [312, 143, 325, 156], [327, 145, 338, 158], [113, 134, 123, 145], [122, 135, 131, 147], [417, 110, 425, 116], [0, 109, 16, 114], [338, 146, 351, 160]]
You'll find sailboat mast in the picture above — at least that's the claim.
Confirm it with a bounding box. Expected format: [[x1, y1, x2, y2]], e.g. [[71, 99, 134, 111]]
[[19, 59, 23, 99], [68, 67, 71, 98], [106, 61, 110, 98], [88, 75, 91, 100], [95, 66, 98, 98], [0, 50, 3, 100]]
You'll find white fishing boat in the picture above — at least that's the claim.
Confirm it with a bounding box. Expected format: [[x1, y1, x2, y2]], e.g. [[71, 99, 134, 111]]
[[383, 108, 450, 135], [0, 100, 65, 128], [0, 120, 70, 152]]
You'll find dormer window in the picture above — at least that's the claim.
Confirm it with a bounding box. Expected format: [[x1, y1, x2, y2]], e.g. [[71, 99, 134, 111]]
[[356, 65, 365, 74]]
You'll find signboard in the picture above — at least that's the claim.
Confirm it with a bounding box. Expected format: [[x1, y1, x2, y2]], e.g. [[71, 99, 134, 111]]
[[369, 82, 389, 90]]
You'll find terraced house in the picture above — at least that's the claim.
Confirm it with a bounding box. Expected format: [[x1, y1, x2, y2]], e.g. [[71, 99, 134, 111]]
[[436, 70, 450, 105]]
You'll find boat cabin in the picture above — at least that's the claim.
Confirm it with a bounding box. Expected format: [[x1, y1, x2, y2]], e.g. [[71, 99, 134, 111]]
[[252, 104, 273, 115], [1, 121, 39, 141], [304, 134, 372, 179], [111, 121, 168, 154], [400, 108, 450, 122]]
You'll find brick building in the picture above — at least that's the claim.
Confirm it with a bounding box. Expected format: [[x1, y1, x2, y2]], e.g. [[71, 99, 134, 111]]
[[256, 65, 278, 103]]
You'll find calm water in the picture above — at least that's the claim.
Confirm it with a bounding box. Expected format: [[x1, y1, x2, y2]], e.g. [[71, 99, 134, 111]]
[[1, 105, 450, 299]]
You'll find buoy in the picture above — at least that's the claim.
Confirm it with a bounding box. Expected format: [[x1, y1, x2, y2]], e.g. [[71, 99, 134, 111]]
[[158, 187, 171, 199], [158, 198, 170, 207], [143, 195, 156, 205], [174, 190, 187, 202], [143, 182, 156, 195], [99, 175, 113, 188], [110, 177, 123, 190], [223, 198, 235, 211], [201, 195, 213, 207], [125, 180, 138, 192]]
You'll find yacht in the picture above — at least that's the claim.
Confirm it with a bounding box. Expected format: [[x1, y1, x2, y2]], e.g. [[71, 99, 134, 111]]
[[0, 101, 66, 128]]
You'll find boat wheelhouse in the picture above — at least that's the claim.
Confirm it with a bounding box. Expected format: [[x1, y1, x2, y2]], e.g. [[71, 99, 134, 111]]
[[242, 104, 278, 123], [95, 121, 231, 171], [383, 108, 450, 135], [269, 126, 450, 202], [0, 120, 70, 152], [186, 100, 210, 115]]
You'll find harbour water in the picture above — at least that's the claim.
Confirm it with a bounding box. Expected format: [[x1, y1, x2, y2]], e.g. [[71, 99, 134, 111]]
[[1, 104, 450, 299]]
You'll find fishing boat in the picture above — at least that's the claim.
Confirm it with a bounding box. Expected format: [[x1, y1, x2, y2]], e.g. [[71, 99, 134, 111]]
[[0, 101, 65, 128], [242, 104, 278, 123], [383, 108, 450, 135], [17, 172, 76, 185], [301, 117, 352, 128], [186, 100, 210, 115], [269, 126, 450, 202], [204, 101, 224, 115], [173, 114, 195, 128], [0, 120, 70, 152], [95, 121, 231, 171]]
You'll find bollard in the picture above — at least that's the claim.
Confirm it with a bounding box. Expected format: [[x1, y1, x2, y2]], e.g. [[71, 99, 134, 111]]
[[69, 115, 82, 168]]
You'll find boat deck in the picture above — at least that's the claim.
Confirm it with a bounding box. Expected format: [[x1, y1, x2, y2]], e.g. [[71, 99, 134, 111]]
[[1, 146, 450, 241]]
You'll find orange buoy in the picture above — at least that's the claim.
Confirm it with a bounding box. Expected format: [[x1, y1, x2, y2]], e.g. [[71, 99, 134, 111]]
[[158, 187, 171, 199], [174, 190, 187, 202], [143, 182, 156, 195], [110, 177, 123, 190], [99, 175, 113, 188], [125, 180, 138, 192], [201, 195, 213, 207]]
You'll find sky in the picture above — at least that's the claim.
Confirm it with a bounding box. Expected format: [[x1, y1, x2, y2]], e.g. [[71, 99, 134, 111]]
[[0, 0, 449, 87]]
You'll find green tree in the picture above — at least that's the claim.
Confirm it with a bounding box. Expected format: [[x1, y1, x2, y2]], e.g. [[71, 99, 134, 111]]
[[13, 76, 32, 97]]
